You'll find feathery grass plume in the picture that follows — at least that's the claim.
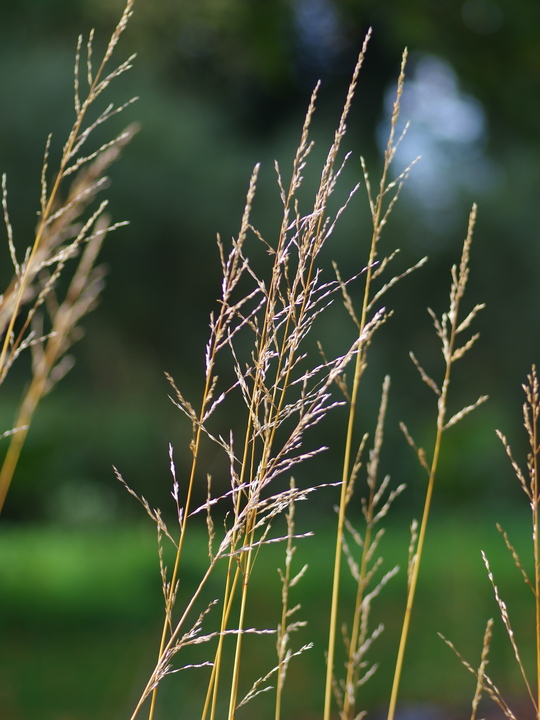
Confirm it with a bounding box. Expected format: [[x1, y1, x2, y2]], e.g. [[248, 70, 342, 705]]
[[121, 460, 325, 720], [439, 619, 518, 720], [387, 205, 488, 720], [324, 47, 427, 720], [333, 376, 404, 720], [469, 617, 495, 720], [482, 552, 535, 708], [126, 37, 392, 720], [454, 365, 540, 719], [439, 370, 540, 720], [0, 0, 137, 513]]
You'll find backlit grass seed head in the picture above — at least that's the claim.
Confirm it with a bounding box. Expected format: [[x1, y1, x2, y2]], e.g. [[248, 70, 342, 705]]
[[0, 0, 137, 513]]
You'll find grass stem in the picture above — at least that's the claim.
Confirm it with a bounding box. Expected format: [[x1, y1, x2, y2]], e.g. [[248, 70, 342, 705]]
[[323, 48, 408, 720], [387, 205, 482, 720]]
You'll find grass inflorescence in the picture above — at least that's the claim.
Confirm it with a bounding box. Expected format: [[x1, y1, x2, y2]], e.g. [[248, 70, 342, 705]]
[[0, 1, 137, 514]]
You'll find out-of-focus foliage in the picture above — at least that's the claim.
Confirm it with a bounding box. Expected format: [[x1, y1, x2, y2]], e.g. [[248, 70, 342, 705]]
[[0, 514, 534, 718], [0, 0, 538, 520], [4, 0, 538, 138]]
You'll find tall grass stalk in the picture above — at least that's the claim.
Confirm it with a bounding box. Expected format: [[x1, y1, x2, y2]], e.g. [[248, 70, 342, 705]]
[[124, 35, 394, 717], [200, 32, 374, 720], [0, 0, 136, 513], [200, 85, 321, 720], [323, 47, 427, 720], [119, 30, 437, 720], [387, 205, 487, 720]]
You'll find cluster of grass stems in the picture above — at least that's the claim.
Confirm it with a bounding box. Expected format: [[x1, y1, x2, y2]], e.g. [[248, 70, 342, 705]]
[[3, 3, 540, 720], [0, 0, 137, 515]]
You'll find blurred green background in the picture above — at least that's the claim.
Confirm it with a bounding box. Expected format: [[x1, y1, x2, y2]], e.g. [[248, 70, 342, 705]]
[[1, 0, 540, 718]]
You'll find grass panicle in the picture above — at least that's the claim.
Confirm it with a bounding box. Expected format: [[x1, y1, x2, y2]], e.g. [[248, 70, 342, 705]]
[[125, 35, 392, 720], [333, 376, 404, 720], [387, 205, 487, 720], [448, 366, 540, 720], [116, 27, 485, 720], [439, 620, 518, 720], [324, 47, 427, 720], [0, 0, 137, 513]]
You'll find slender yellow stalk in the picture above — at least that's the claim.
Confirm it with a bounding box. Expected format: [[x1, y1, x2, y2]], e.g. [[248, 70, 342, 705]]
[[206, 432, 256, 720], [387, 206, 484, 720], [324, 354, 363, 720], [530, 374, 540, 715], [146, 415, 205, 720], [323, 48, 408, 720], [201, 564, 240, 720], [386, 428, 442, 720], [227, 538, 256, 720]]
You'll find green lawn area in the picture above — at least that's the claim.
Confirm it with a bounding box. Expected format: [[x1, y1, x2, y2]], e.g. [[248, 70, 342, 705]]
[[0, 511, 535, 719]]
